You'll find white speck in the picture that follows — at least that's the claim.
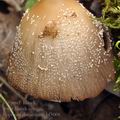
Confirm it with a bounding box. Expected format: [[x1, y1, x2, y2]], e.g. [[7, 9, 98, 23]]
[[23, 9, 29, 17], [91, 59, 94, 62], [30, 19, 35, 24], [41, 56, 45, 59], [50, 64, 54, 67], [38, 65, 48, 71], [31, 51, 35, 55], [32, 32, 35, 36]]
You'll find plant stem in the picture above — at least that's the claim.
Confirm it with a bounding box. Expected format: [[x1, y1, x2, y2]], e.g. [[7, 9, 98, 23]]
[[0, 76, 26, 102], [0, 93, 17, 120]]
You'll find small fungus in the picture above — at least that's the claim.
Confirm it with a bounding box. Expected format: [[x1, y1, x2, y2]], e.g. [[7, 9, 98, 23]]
[[7, 0, 115, 102]]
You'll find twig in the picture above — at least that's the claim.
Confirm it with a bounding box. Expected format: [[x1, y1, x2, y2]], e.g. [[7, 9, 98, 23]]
[[0, 76, 26, 102], [0, 93, 17, 120]]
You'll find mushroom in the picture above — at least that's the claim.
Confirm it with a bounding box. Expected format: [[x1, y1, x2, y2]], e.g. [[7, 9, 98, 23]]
[[7, 0, 115, 102]]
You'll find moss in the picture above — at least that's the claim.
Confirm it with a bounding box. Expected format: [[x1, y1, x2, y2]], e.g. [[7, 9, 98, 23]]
[[25, 0, 38, 10], [101, 0, 120, 29], [100, 0, 120, 91]]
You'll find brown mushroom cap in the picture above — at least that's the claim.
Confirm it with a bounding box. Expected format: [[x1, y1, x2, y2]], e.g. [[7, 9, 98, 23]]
[[7, 0, 115, 102]]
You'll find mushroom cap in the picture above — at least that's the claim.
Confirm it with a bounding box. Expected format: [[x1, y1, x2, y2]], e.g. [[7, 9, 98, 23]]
[[7, 0, 115, 102]]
